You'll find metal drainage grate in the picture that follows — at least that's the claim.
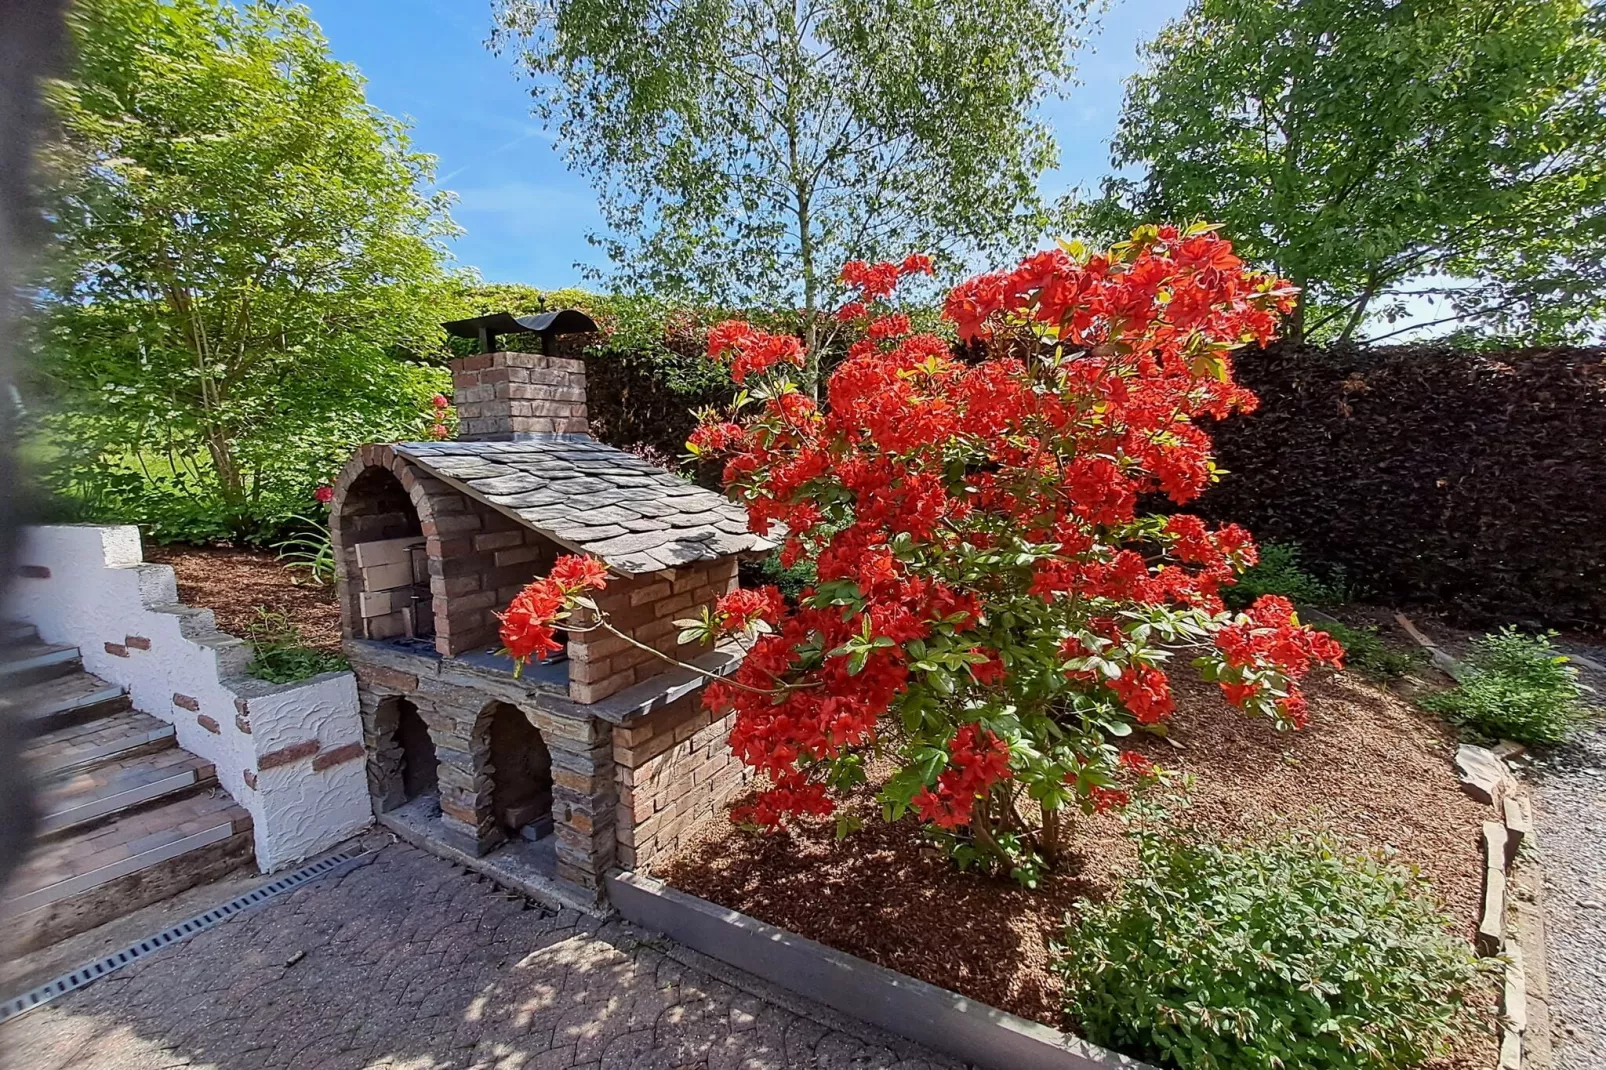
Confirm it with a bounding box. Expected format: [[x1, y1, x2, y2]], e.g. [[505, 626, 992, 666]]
[[0, 849, 367, 1025]]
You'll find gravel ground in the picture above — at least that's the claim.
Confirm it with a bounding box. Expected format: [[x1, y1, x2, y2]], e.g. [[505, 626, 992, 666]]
[[1529, 638, 1606, 1070]]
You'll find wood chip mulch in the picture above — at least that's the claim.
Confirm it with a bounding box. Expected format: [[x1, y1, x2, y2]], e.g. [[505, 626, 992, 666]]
[[655, 668, 1499, 1067], [144, 544, 342, 654]]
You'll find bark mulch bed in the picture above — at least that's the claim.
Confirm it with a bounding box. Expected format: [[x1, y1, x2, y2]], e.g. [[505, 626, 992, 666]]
[[144, 544, 342, 654], [655, 668, 1498, 1068]]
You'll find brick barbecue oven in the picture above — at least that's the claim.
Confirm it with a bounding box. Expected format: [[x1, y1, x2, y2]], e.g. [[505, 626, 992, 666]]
[[330, 310, 774, 900]]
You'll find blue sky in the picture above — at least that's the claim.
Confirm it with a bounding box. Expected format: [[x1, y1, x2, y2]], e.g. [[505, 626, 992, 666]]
[[307, 0, 1187, 290]]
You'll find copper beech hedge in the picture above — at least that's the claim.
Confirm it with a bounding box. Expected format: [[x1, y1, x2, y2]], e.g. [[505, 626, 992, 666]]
[[1199, 342, 1606, 630]]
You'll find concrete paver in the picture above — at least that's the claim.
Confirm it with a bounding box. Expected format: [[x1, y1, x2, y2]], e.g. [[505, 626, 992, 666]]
[[0, 842, 957, 1070]]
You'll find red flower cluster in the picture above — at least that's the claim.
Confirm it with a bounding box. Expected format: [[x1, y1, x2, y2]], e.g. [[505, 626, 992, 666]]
[[713, 586, 785, 634], [1212, 595, 1345, 726], [314, 485, 334, 504], [913, 725, 1013, 829], [706, 320, 806, 383], [674, 226, 1338, 875], [497, 555, 610, 666], [840, 254, 933, 301]]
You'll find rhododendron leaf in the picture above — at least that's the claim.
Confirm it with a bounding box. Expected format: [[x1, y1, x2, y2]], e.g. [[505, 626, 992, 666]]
[[834, 814, 862, 841]]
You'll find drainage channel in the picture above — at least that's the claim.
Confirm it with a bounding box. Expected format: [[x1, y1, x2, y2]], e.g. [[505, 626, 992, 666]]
[[0, 848, 370, 1025]]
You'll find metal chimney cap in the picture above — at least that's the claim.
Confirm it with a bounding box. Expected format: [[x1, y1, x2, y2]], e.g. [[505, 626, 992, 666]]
[[441, 309, 600, 353]]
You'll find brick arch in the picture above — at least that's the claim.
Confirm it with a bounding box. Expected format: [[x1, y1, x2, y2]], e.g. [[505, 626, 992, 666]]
[[330, 445, 499, 654]]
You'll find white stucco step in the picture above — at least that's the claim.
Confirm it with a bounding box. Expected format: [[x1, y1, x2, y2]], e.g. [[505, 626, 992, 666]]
[[0, 643, 83, 687], [37, 749, 218, 838], [0, 671, 132, 734], [27, 708, 177, 779]]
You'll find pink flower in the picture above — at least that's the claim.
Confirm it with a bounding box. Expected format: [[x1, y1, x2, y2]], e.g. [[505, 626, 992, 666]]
[[431, 394, 450, 409], [314, 485, 334, 504]]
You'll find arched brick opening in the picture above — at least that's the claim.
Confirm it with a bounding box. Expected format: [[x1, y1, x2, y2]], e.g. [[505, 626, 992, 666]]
[[331, 464, 434, 643], [481, 702, 553, 840], [368, 694, 439, 812]]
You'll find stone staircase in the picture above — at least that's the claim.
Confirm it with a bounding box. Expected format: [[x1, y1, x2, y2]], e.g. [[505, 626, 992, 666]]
[[0, 622, 255, 954]]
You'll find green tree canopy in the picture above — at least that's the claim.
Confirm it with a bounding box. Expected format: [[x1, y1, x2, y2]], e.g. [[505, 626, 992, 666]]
[[1081, 0, 1606, 343], [34, 0, 458, 536], [491, 0, 1091, 389]]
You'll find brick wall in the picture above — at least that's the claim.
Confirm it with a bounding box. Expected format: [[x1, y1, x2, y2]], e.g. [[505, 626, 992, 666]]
[[422, 501, 557, 656], [452, 351, 589, 439], [613, 692, 749, 871], [566, 557, 739, 704]]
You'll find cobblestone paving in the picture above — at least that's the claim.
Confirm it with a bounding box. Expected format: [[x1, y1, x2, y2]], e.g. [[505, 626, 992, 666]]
[[0, 842, 957, 1070]]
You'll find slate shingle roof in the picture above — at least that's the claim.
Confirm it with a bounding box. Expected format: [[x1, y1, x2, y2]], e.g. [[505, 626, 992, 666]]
[[395, 438, 777, 574]]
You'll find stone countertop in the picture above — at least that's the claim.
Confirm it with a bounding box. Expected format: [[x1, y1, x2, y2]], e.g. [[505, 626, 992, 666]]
[[345, 638, 744, 726]]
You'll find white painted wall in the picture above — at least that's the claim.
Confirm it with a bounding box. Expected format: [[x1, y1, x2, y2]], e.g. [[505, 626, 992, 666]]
[[6, 524, 373, 871]]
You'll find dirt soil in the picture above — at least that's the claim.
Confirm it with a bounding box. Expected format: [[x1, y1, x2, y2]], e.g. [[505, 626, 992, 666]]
[[145, 544, 342, 653], [656, 666, 1498, 1067]]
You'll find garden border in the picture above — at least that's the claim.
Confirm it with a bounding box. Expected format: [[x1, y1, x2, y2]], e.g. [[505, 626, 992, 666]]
[[605, 868, 1158, 1070]]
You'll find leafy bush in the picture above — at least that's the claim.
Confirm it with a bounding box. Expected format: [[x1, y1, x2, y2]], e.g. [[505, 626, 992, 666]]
[[245, 608, 347, 685], [1313, 620, 1421, 680], [1421, 627, 1597, 744], [1224, 541, 1352, 610], [1057, 821, 1481, 1070]]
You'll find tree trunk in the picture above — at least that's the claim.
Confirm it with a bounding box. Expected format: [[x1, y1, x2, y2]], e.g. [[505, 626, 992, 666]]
[[201, 422, 249, 528], [1287, 274, 1308, 343], [1040, 802, 1063, 866]]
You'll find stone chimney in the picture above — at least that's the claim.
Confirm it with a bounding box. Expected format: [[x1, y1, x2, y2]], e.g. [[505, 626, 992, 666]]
[[450, 351, 589, 440]]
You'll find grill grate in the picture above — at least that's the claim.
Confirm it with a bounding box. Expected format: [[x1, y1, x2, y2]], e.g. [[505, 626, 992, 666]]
[[0, 849, 367, 1025]]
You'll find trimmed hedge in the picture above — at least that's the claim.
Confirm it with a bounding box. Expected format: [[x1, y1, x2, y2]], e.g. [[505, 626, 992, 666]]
[[1201, 342, 1606, 629]]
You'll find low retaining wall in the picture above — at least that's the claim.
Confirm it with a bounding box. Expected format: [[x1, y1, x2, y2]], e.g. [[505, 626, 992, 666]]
[[6, 524, 372, 871], [607, 869, 1157, 1070]]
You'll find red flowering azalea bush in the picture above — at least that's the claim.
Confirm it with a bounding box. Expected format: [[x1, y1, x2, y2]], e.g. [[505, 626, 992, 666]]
[[504, 224, 1344, 884]]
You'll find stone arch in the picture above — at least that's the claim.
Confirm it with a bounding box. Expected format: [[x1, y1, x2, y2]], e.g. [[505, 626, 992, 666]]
[[474, 700, 554, 842], [368, 694, 438, 812]]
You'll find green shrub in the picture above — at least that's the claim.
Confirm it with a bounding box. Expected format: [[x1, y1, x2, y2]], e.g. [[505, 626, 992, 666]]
[[1224, 541, 1351, 610], [1057, 821, 1481, 1070], [1421, 627, 1597, 745], [1313, 620, 1422, 680], [245, 608, 347, 685]]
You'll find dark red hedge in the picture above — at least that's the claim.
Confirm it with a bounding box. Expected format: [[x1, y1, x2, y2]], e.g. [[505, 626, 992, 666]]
[[1200, 342, 1606, 630]]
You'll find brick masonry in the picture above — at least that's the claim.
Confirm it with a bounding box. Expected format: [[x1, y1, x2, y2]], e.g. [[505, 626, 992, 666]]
[[451, 350, 590, 439], [613, 694, 750, 871], [567, 557, 739, 704], [351, 652, 614, 892]]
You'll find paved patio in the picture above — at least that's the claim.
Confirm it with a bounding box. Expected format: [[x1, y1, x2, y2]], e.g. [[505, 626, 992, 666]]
[[0, 841, 956, 1070]]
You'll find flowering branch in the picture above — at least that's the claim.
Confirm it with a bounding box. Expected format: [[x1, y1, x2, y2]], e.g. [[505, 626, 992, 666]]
[[497, 556, 801, 697]]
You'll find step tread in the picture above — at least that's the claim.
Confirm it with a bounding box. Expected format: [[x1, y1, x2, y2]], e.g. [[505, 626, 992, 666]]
[[37, 750, 216, 832], [4, 793, 253, 913], [0, 671, 129, 723], [26, 708, 176, 776], [0, 642, 81, 672], [0, 619, 40, 644]]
